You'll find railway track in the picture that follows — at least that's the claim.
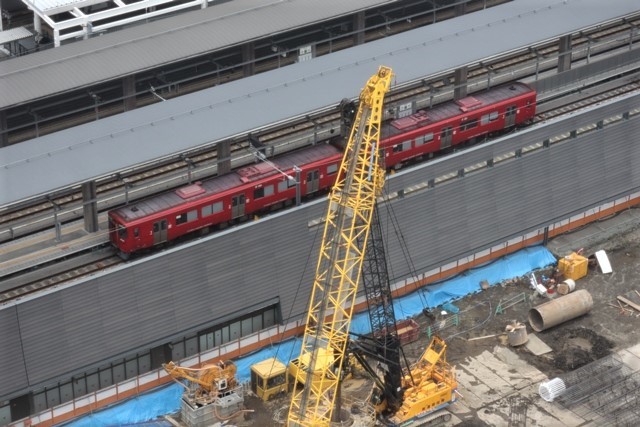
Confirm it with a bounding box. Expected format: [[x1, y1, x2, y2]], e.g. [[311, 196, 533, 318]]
[[2, 30, 640, 244], [1, 76, 639, 304], [0, 248, 121, 304]]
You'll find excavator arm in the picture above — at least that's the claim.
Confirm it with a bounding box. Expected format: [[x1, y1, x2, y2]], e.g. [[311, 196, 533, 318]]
[[287, 66, 393, 427]]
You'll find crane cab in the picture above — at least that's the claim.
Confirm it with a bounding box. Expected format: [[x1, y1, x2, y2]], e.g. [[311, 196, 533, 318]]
[[250, 358, 291, 401]]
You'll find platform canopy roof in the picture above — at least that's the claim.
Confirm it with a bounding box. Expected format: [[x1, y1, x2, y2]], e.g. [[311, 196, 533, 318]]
[[1, 0, 639, 208], [2, 0, 393, 108]]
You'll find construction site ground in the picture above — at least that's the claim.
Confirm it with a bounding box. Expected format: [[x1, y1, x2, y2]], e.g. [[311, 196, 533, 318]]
[[217, 208, 640, 426]]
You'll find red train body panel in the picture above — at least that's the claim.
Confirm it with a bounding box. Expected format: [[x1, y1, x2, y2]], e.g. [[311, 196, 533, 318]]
[[380, 82, 536, 167], [109, 82, 536, 255], [109, 144, 343, 254]]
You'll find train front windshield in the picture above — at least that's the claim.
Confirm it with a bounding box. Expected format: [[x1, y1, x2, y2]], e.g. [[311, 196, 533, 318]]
[[108, 215, 127, 243]]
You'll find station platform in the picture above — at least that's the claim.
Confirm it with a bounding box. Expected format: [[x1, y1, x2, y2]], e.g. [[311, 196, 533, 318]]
[[0, 213, 110, 283]]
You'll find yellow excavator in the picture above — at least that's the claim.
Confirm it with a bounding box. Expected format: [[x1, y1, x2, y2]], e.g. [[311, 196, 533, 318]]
[[163, 360, 238, 406], [284, 65, 457, 427]]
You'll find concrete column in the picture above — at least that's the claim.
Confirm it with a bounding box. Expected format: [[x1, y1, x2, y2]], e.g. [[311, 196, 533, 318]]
[[0, 110, 8, 147], [122, 75, 137, 112], [34, 14, 41, 34], [453, 66, 468, 100], [558, 35, 572, 73], [242, 42, 255, 77], [353, 11, 365, 46], [201, 0, 208, 9], [216, 141, 231, 175], [82, 181, 99, 233]]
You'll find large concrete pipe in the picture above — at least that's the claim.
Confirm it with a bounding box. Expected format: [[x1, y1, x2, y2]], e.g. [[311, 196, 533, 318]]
[[528, 289, 593, 332]]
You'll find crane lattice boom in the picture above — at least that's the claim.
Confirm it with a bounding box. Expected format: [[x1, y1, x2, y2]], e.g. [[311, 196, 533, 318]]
[[287, 66, 393, 427]]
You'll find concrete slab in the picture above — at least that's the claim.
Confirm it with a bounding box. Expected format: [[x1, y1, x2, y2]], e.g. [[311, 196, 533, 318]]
[[458, 356, 514, 397], [617, 348, 640, 372], [454, 368, 494, 409], [623, 342, 640, 359], [472, 349, 537, 391], [525, 333, 553, 356], [491, 346, 548, 388]]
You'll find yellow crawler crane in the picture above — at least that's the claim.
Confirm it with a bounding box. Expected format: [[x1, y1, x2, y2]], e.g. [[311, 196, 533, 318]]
[[287, 65, 393, 427], [390, 336, 458, 425]]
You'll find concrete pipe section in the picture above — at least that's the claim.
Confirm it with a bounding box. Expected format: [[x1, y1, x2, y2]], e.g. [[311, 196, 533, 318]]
[[528, 289, 593, 332]]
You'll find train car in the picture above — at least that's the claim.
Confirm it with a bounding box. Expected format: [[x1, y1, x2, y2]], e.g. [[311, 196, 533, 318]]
[[380, 82, 536, 168], [109, 144, 342, 256], [109, 82, 537, 256]]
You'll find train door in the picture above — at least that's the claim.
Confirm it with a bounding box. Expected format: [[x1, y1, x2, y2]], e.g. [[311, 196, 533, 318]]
[[440, 127, 453, 149], [505, 105, 517, 128], [232, 194, 246, 219], [306, 170, 319, 195], [153, 219, 168, 244]]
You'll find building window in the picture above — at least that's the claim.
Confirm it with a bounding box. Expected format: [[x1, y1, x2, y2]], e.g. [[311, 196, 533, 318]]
[[197, 305, 280, 352]]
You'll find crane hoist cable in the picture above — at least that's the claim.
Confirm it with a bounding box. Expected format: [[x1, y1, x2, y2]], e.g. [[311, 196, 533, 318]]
[[287, 65, 393, 427]]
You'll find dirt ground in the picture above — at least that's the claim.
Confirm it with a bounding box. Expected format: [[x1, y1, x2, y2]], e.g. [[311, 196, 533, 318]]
[[224, 211, 640, 426]]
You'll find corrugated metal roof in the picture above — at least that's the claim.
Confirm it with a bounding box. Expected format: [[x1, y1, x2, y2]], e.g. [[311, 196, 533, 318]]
[[0, 26, 32, 44], [2, 94, 639, 395], [1, 0, 638, 208], [0, 0, 393, 108]]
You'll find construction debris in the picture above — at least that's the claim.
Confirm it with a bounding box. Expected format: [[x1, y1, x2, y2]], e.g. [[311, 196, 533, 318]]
[[594, 249, 613, 274], [616, 295, 640, 313]]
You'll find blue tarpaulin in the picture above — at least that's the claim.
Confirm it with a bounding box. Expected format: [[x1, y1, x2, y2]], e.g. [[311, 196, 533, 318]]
[[350, 245, 556, 334], [63, 384, 182, 427], [60, 245, 555, 426]]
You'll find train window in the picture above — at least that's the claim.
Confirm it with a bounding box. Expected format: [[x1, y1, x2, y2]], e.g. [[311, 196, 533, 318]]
[[278, 178, 297, 192], [118, 227, 127, 240], [264, 185, 274, 197], [393, 141, 411, 152], [460, 118, 478, 131], [327, 163, 338, 175], [134, 228, 139, 238], [176, 213, 187, 225], [201, 202, 223, 217], [187, 209, 197, 222], [254, 187, 265, 199], [481, 112, 500, 124], [415, 133, 433, 146]]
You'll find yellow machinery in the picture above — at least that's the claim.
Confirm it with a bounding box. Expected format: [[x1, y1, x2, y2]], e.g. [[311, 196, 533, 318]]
[[250, 358, 290, 401], [163, 360, 238, 406], [558, 251, 588, 281], [287, 65, 393, 426], [284, 65, 457, 426], [389, 336, 457, 425]]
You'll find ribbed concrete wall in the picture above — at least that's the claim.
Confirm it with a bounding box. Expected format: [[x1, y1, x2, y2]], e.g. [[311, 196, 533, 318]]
[[1, 92, 639, 400]]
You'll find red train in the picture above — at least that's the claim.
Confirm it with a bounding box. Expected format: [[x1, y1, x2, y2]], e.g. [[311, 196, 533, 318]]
[[109, 82, 536, 256]]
